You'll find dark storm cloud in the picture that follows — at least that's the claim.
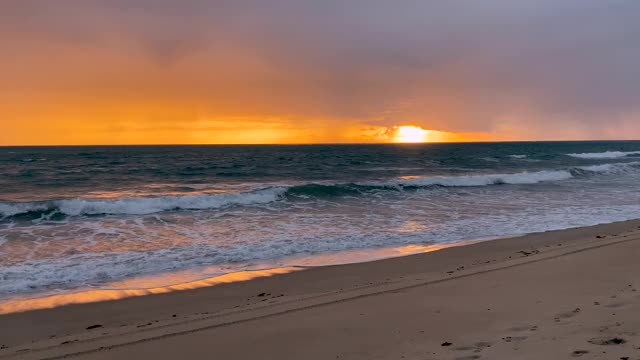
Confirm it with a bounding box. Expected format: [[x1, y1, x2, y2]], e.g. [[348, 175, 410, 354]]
[[2, 0, 640, 138]]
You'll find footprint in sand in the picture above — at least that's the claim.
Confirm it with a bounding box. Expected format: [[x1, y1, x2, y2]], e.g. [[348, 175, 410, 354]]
[[501, 336, 527, 343], [588, 337, 626, 345], [507, 324, 537, 333], [554, 308, 581, 323], [571, 350, 589, 357]]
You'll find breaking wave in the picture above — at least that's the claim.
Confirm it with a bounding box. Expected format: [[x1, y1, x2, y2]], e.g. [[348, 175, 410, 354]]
[[2, 162, 640, 219], [0, 188, 288, 219], [566, 151, 640, 159], [369, 170, 572, 188]]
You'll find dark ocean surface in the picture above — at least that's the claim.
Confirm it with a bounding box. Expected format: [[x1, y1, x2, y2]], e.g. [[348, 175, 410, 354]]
[[2, 141, 640, 297]]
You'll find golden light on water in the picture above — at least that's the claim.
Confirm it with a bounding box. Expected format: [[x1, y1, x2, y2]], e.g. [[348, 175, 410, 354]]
[[0, 267, 302, 314], [0, 241, 476, 314], [392, 126, 431, 143]]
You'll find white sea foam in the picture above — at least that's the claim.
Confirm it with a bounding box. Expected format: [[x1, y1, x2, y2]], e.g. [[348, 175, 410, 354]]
[[4, 203, 640, 296], [0, 188, 287, 218], [508, 154, 528, 159], [567, 151, 640, 159], [0, 202, 50, 217], [576, 161, 640, 174], [2, 162, 640, 296], [373, 170, 573, 188], [2, 162, 640, 219]]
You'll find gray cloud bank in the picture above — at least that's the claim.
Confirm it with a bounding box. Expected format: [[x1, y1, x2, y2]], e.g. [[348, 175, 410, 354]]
[[2, 0, 640, 139]]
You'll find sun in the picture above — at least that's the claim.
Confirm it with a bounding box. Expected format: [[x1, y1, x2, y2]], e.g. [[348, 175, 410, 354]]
[[392, 126, 430, 143]]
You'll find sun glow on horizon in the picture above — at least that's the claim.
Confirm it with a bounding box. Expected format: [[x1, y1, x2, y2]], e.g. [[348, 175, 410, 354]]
[[392, 125, 430, 143]]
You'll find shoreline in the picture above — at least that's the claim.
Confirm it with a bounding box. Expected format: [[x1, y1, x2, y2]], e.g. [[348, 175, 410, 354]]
[[0, 240, 483, 315], [0, 220, 623, 315], [2, 218, 640, 359], [0, 217, 625, 315]]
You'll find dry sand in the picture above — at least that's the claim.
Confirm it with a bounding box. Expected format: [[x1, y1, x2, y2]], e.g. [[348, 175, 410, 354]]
[[2, 220, 640, 359]]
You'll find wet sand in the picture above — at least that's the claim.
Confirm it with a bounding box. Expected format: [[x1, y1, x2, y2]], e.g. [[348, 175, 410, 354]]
[[2, 220, 640, 359]]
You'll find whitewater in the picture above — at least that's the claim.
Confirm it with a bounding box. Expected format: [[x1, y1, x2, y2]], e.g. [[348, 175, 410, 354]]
[[2, 142, 640, 298]]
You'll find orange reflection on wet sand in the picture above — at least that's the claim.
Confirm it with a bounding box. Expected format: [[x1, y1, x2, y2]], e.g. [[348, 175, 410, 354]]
[[393, 243, 452, 254], [0, 267, 302, 315], [0, 241, 479, 315], [275, 242, 473, 267]]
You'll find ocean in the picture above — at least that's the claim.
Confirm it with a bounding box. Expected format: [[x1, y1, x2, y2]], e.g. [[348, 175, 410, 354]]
[[2, 141, 640, 299]]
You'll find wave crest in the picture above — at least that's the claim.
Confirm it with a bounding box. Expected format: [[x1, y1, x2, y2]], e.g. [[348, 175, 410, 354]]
[[566, 151, 640, 159], [0, 188, 287, 219], [574, 161, 640, 174], [2, 162, 639, 219], [369, 170, 573, 188]]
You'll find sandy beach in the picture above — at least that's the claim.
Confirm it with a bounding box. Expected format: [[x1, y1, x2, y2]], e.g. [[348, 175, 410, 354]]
[[4, 1, 640, 358], [2, 220, 640, 359]]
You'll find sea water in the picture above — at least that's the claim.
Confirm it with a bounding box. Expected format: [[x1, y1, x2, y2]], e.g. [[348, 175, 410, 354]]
[[2, 141, 640, 298]]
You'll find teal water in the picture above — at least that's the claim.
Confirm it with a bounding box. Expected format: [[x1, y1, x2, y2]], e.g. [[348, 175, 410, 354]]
[[2, 141, 640, 296]]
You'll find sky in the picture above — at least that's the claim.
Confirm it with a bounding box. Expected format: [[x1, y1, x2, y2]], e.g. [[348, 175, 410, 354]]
[[1, 0, 640, 145]]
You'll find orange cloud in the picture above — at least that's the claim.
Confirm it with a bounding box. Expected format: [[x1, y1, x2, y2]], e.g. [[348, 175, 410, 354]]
[[2, 1, 639, 145]]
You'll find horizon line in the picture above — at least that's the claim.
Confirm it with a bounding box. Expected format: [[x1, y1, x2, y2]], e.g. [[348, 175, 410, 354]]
[[1, 139, 640, 147]]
